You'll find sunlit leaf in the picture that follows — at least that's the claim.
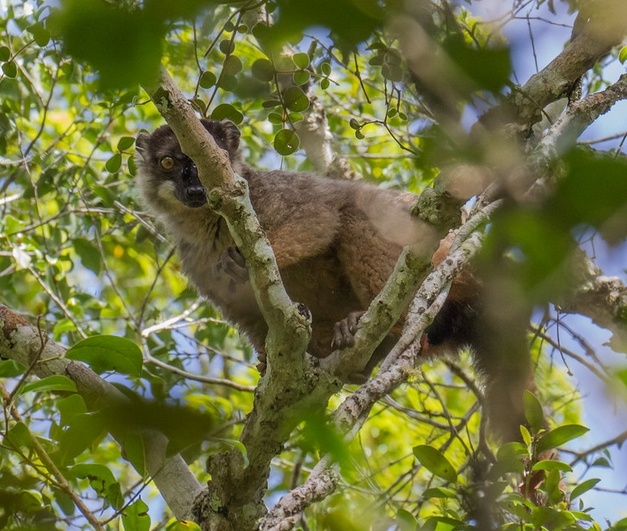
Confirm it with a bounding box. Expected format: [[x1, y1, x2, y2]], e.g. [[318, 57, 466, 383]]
[[536, 424, 589, 453], [106, 153, 122, 173], [283, 85, 309, 112], [570, 477, 601, 500], [413, 444, 457, 483], [273, 129, 300, 155], [17, 490, 43, 513], [210, 103, 244, 124], [57, 412, 106, 465], [58, 394, 88, 427], [122, 498, 151, 531], [2, 61, 17, 78], [5, 422, 34, 449], [531, 460, 572, 472], [65, 335, 143, 376], [117, 136, 135, 151], [523, 390, 544, 432], [292, 52, 310, 69], [18, 375, 77, 396]]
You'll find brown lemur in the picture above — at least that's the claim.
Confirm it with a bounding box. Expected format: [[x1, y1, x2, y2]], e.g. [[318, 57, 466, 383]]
[[135, 119, 532, 442]]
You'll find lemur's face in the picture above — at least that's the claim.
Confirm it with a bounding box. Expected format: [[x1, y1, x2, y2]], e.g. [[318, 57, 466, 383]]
[[136, 130, 206, 209], [135, 119, 242, 210]]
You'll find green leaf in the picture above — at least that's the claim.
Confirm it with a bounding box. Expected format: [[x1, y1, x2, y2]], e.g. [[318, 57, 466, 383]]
[[121, 433, 146, 475], [262, 98, 281, 108], [413, 444, 457, 483], [396, 508, 417, 530], [71, 463, 116, 492], [17, 490, 43, 513], [73, 237, 102, 274], [0, 46, 10, 61], [5, 421, 34, 449], [210, 103, 244, 124], [49, 0, 164, 89], [272, 0, 384, 47], [65, 335, 143, 376], [423, 487, 457, 499], [273, 129, 300, 156], [268, 112, 283, 125], [57, 412, 106, 465], [554, 149, 627, 243], [28, 22, 51, 47], [531, 459, 572, 472], [520, 426, 533, 446], [199, 71, 217, 89], [18, 375, 77, 396], [570, 477, 601, 500], [122, 498, 150, 531], [619, 45, 627, 64], [523, 390, 544, 432], [283, 85, 309, 112], [222, 55, 242, 76], [117, 136, 135, 151], [73, 463, 123, 509], [381, 50, 403, 81], [292, 52, 310, 69], [319, 61, 331, 76], [219, 39, 234, 54], [106, 153, 122, 173], [536, 424, 589, 453], [58, 393, 87, 427], [2, 60, 17, 78], [292, 70, 310, 86]]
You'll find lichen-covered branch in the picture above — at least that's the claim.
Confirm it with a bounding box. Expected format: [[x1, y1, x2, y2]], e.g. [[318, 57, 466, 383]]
[[486, 0, 627, 133], [262, 215, 489, 530]]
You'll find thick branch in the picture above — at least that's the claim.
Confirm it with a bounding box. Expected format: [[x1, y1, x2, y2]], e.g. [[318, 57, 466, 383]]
[[263, 213, 489, 530], [561, 256, 627, 347], [141, 67, 341, 530], [320, 248, 431, 380], [0, 304, 202, 520], [483, 0, 627, 133]]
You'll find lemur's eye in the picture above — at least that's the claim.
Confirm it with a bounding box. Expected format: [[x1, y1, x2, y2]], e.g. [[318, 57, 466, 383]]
[[160, 157, 175, 170]]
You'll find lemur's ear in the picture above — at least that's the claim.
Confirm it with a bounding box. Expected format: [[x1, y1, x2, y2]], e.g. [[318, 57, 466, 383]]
[[200, 119, 241, 156]]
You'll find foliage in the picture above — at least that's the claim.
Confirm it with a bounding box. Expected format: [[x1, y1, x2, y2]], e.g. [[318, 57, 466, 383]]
[[1, 0, 627, 529]]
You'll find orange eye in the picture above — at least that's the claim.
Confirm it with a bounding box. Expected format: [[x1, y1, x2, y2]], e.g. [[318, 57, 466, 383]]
[[160, 157, 175, 170]]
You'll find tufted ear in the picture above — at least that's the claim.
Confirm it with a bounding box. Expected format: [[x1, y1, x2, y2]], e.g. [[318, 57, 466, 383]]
[[200, 119, 241, 158], [135, 132, 151, 160]]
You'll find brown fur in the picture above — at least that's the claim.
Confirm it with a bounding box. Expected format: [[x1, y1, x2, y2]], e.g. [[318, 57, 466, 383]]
[[135, 119, 438, 372], [135, 119, 533, 442]]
